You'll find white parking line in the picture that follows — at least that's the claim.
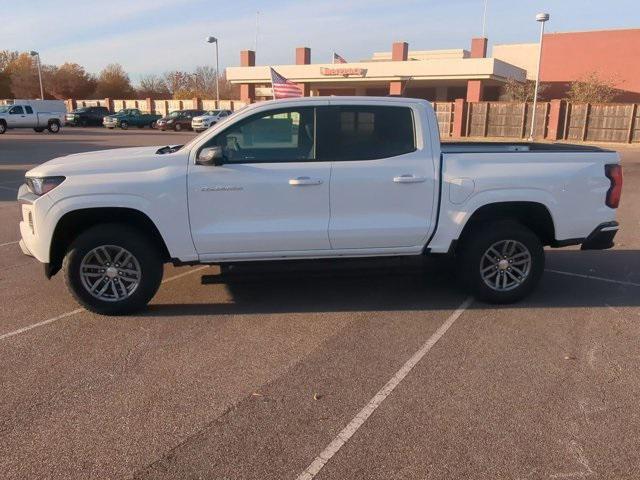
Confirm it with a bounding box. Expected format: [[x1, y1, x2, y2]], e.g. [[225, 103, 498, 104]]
[[0, 240, 19, 248], [0, 265, 209, 342], [296, 296, 474, 480], [545, 268, 640, 288], [0, 185, 18, 192]]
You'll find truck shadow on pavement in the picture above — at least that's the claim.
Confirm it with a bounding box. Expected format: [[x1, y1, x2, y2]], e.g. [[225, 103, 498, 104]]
[[145, 249, 640, 316]]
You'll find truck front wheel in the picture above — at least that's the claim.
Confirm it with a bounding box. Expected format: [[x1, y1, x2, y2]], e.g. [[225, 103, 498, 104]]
[[63, 224, 163, 315], [456, 222, 544, 304], [0, 121, 6, 134]]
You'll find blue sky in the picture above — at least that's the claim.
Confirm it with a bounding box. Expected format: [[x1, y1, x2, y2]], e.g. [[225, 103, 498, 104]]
[[2, 0, 638, 82]]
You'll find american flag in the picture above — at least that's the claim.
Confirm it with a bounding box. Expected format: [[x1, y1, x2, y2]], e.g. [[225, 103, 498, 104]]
[[270, 68, 303, 99], [333, 52, 347, 64]]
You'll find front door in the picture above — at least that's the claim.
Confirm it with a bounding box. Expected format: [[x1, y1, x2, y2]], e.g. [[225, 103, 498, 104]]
[[320, 104, 437, 249], [188, 105, 331, 257]]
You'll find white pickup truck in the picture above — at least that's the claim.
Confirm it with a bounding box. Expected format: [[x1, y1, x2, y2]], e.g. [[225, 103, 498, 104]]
[[0, 100, 66, 134], [18, 97, 622, 315]]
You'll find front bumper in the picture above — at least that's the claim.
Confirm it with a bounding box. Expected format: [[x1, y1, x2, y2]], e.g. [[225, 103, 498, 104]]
[[581, 221, 619, 250]]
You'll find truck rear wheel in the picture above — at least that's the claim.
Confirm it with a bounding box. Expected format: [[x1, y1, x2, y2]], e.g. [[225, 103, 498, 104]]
[[47, 121, 60, 133], [63, 224, 163, 315], [456, 221, 544, 304], [0, 121, 6, 134]]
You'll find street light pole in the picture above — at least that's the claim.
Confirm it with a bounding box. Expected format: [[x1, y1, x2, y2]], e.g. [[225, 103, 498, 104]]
[[481, 0, 489, 38], [206, 36, 220, 105], [30, 51, 44, 100], [529, 12, 549, 141]]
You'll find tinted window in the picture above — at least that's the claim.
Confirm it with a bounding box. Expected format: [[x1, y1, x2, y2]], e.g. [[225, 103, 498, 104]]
[[25, 106, 33, 114], [318, 106, 415, 161], [10, 106, 24, 114], [206, 107, 315, 163]]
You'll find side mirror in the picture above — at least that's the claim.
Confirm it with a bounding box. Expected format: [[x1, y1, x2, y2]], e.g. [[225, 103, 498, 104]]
[[196, 146, 224, 166]]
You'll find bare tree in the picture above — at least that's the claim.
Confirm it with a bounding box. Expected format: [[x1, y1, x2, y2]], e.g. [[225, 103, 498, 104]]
[[567, 72, 618, 103], [137, 74, 170, 99], [501, 78, 548, 102]]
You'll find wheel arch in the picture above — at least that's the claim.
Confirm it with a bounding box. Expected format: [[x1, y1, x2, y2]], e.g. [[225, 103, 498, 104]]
[[454, 201, 556, 253], [48, 207, 171, 278]]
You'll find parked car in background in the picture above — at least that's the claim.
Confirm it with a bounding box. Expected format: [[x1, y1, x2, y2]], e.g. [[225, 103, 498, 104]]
[[103, 109, 161, 130], [0, 100, 66, 134], [17, 97, 622, 314], [191, 109, 233, 132], [156, 109, 205, 131], [65, 106, 110, 127]]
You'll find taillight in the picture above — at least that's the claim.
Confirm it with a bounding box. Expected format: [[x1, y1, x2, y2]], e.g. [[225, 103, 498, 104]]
[[605, 164, 623, 208]]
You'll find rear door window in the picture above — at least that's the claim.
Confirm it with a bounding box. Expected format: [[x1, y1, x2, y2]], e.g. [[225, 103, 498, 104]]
[[318, 105, 415, 161], [25, 106, 33, 114]]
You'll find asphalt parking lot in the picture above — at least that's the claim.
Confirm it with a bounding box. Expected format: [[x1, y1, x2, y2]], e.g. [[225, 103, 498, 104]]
[[1, 127, 639, 480]]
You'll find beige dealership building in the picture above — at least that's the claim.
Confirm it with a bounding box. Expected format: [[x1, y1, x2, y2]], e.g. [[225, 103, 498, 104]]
[[226, 38, 526, 104], [227, 28, 640, 104]]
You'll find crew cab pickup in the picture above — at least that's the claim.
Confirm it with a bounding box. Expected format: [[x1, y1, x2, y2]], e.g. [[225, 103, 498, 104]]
[[0, 100, 66, 134], [103, 109, 161, 129], [18, 97, 622, 315]]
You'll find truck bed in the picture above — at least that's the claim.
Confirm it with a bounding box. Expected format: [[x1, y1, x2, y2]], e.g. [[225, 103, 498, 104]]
[[441, 142, 611, 154]]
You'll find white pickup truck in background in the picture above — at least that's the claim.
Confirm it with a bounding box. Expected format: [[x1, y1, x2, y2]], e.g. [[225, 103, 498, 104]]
[[0, 100, 66, 134], [17, 97, 622, 314]]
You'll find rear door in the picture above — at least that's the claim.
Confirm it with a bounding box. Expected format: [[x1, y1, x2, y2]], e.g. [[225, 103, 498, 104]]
[[319, 103, 437, 249], [188, 104, 332, 256]]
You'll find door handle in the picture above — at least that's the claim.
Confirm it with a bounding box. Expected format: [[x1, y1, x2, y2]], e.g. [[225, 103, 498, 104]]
[[393, 174, 426, 184], [289, 176, 323, 186]]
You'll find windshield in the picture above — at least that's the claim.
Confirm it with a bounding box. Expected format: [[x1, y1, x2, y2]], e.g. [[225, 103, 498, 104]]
[[74, 108, 89, 113], [0, 105, 11, 113], [116, 109, 126, 114], [205, 110, 222, 116], [168, 111, 182, 118]]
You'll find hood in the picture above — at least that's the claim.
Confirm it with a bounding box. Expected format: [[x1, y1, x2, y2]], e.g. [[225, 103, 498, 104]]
[[193, 114, 217, 121], [26, 146, 172, 177]]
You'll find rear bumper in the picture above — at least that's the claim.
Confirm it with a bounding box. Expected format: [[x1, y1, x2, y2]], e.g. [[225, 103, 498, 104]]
[[581, 221, 619, 250]]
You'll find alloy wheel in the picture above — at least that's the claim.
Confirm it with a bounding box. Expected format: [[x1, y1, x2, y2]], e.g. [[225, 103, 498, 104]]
[[480, 240, 532, 292]]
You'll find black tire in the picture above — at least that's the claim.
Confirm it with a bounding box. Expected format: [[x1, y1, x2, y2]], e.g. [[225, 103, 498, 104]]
[[174, 123, 182, 132], [0, 121, 7, 134], [80, 119, 88, 127], [150, 121, 157, 129], [47, 121, 60, 133], [120, 121, 129, 130], [63, 224, 164, 315], [33, 127, 45, 132], [456, 221, 544, 304]]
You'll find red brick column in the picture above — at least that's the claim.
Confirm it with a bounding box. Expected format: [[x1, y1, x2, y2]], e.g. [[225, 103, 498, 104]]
[[546, 99, 564, 140], [392, 41, 408, 61], [466, 37, 488, 102], [66, 98, 77, 111], [470, 37, 488, 58], [452, 98, 467, 137], [192, 97, 202, 110], [296, 47, 311, 96], [240, 50, 256, 104], [389, 41, 408, 95], [146, 97, 154, 113], [104, 98, 113, 112], [466, 81, 483, 102]]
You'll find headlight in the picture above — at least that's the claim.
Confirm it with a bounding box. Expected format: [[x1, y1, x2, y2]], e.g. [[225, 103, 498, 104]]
[[25, 176, 66, 196]]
